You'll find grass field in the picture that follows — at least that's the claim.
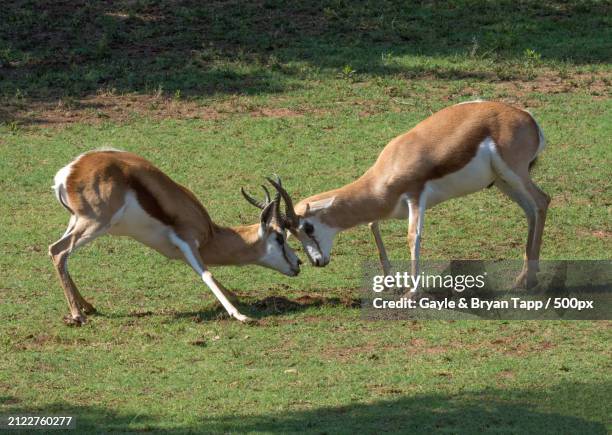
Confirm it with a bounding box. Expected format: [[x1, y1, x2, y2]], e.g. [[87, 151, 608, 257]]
[[1, 1, 611, 433]]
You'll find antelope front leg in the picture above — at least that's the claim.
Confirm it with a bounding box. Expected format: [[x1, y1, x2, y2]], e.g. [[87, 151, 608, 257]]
[[210, 275, 240, 305], [202, 271, 253, 323], [368, 222, 391, 276], [171, 233, 253, 323]]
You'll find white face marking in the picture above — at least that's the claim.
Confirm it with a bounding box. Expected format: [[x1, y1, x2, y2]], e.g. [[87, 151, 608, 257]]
[[257, 231, 301, 276], [296, 216, 339, 267]]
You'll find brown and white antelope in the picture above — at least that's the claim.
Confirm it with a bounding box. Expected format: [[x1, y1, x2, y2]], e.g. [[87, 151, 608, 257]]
[[49, 149, 301, 325], [270, 101, 550, 289]]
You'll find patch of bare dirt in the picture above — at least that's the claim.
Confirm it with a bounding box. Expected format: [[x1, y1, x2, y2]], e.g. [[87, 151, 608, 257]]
[[257, 314, 332, 327], [0, 396, 21, 405], [576, 229, 612, 241], [322, 337, 450, 363], [250, 108, 303, 118], [189, 339, 207, 347], [253, 296, 304, 312], [367, 384, 404, 396], [321, 341, 388, 363], [497, 369, 516, 380], [408, 338, 448, 355], [492, 73, 610, 106], [482, 336, 558, 357], [12, 333, 88, 351], [1, 93, 224, 127], [252, 294, 359, 314], [590, 230, 612, 240], [1, 92, 328, 128], [128, 310, 154, 318], [466, 71, 608, 103]]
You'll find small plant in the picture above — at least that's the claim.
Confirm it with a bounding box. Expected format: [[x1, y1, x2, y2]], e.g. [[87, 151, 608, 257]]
[[524, 48, 542, 63], [522, 48, 542, 80], [338, 64, 357, 81]]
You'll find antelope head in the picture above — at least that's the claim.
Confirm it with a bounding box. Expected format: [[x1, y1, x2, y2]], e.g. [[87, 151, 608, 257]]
[[241, 181, 302, 276], [266, 177, 336, 267]]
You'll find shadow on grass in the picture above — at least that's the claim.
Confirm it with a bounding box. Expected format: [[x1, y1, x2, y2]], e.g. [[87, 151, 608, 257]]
[[2, 383, 607, 433], [95, 294, 360, 322], [0, 0, 610, 122], [175, 294, 360, 322]]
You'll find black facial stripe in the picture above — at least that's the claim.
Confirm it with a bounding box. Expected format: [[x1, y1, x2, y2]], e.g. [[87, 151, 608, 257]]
[[281, 242, 293, 267], [309, 234, 322, 257], [304, 222, 314, 235], [274, 230, 293, 268]]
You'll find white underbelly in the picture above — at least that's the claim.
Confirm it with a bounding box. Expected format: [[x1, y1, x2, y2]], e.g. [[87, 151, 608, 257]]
[[108, 191, 181, 259], [389, 138, 497, 218]]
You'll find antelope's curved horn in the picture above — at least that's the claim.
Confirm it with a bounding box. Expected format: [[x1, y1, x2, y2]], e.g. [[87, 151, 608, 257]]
[[241, 187, 266, 210], [266, 176, 298, 227], [263, 184, 282, 223], [260, 185, 273, 205]]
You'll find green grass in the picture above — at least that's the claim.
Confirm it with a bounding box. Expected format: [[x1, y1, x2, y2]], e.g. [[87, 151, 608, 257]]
[[1, 1, 611, 433]]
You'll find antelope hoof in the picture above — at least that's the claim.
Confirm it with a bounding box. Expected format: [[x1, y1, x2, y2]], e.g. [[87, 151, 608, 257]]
[[233, 312, 255, 324], [63, 314, 86, 327]]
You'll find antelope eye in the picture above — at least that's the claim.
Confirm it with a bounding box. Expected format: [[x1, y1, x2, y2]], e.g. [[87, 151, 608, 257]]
[[276, 233, 284, 245], [303, 222, 314, 236]]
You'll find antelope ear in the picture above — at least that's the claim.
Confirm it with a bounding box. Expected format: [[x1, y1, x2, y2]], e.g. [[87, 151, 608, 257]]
[[307, 196, 335, 212]]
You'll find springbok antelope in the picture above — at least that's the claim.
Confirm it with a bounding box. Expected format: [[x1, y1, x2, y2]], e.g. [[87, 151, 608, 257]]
[[49, 149, 301, 325], [270, 101, 550, 289]]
